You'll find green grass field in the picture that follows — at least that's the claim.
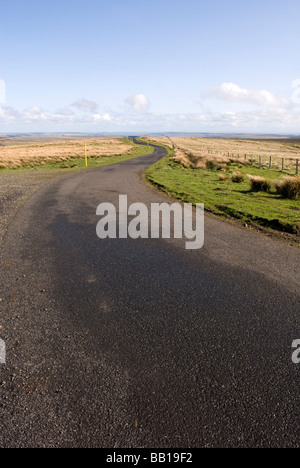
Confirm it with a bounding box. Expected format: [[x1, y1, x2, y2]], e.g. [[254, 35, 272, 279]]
[[145, 146, 300, 235]]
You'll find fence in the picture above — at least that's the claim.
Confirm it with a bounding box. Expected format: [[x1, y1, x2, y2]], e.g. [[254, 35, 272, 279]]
[[194, 149, 299, 175]]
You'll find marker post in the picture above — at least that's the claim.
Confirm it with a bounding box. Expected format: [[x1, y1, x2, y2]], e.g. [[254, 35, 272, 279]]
[[85, 142, 88, 167]]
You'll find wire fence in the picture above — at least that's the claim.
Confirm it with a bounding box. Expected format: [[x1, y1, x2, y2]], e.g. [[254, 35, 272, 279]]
[[162, 137, 300, 175], [176, 145, 300, 175], [215, 151, 299, 175]]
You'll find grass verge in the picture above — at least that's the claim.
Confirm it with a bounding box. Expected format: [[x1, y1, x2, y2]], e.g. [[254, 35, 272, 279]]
[[145, 146, 300, 237]]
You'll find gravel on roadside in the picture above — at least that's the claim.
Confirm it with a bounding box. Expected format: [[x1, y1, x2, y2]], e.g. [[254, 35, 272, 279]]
[[0, 169, 65, 243]]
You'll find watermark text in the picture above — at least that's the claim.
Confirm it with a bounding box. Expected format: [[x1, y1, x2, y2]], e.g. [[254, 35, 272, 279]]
[[0, 339, 6, 364], [96, 195, 204, 250], [292, 340, 300, 364]]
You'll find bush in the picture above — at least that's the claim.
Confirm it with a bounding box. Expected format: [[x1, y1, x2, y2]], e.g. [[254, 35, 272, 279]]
[[231, 172, 244, 183], [274, 176, 300, 200], [248, 175, 272, 193], [206, 160, 224, 171]]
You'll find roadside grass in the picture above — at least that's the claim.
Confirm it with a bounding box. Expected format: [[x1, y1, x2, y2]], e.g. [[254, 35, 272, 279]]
[[0, 138, 154, 173], [145, 150, 300, 235]]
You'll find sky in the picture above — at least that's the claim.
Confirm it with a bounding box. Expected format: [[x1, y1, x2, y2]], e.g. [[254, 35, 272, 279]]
[[1, 0, 300, 134]]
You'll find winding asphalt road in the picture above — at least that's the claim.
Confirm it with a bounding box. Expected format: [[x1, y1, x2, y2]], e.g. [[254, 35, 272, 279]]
[[0, 141, 300, 448]]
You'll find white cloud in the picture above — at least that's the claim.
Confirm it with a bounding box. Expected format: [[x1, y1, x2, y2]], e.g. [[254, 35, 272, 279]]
[[93, 112, 112, 122], [0, 103, 115, 129], [21, 106, 76, 123], [0, 106, 19, 122], [72, 98, 99, 113], [202, 82, 291, 108], [125, 93, 150, 112]]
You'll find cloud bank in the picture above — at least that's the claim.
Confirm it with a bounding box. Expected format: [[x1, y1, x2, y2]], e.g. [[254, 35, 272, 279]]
[[1, 83, 300, 133]]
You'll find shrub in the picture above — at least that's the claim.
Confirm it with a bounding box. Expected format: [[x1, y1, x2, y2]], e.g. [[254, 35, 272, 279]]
[[172, 149, 193, 168], [248, 175, 272, 193], [194, 160, 206, 170], [231, 172, 244, 183], [206, 159, 224, 171], [274, 176, 300, 200]]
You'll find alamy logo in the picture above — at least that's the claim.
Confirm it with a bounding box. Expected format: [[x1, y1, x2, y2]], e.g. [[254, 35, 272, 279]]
[[0, 339, 6, 364], [96, 195, 204, 250], [292, 340, 300, 364]]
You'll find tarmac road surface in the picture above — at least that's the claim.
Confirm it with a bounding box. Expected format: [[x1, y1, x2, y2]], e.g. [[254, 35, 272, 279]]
[[0, 141, 299, 448]]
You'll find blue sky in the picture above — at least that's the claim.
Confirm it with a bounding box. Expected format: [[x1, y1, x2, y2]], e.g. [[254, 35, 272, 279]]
[[1, 0, 300, 133]]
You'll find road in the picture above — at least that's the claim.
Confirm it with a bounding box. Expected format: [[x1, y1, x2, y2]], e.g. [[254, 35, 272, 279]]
[[0, 141, 300, 448]]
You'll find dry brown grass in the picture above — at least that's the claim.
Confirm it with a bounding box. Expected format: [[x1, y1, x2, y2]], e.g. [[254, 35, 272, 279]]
[[144, 136, 300, 171], [141, 136, 174, 149], [274, 176, 300, 200], [171, 148, 193, 168], [173, 146, 235, 171], [172, 137, 300, 160], [248, 175, 272, 193], [231, 172, 244, 183], [0, 138, 132, 169]]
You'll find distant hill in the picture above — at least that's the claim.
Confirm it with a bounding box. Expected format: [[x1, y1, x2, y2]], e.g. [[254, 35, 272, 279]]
[[1, 132, 300, 142], [145, 132, 300, 140]]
